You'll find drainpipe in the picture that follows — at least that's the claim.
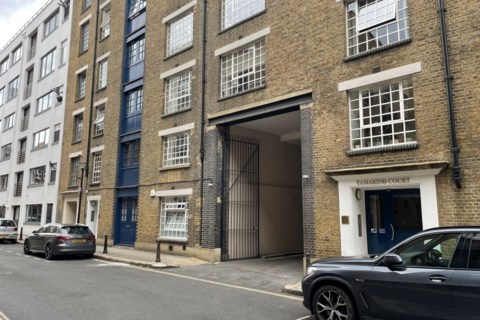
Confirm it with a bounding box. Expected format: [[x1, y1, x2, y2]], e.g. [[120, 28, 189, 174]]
[[438, 0, 461, 189], [199, 0, 207, 245]]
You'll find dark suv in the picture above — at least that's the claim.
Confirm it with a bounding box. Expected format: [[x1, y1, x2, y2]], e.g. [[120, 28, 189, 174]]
[[302, 227, 480, 320]]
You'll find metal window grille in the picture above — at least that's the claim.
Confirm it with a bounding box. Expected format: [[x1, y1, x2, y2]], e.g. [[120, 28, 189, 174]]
[[130, 0, 146, 16], [222, 0, 265, 29], [221, 40, 265, 97], [131, 199, 138, 221], [94, 107, 105, 136], [30, 166, 45, 185], [163, 133, 190, 167], [349, 77, 416, 149], [101, 8, 110, 39], [80, 23, 89, 53], [50, 163, 57, 183], [73, 114, 83, 143], [346, 0, 409, 56], [64, 0, 70, 19], [17, 148, 26, 164], [44, 13, 58, 38], [24, 83, 33, 100], [0, 175, 8, 189], [36, 92, 54, 114], [121, 200, 127, 221], [160, 197, 188, 239], [33, 128, 49, 149], [92, 152, 102, 183], [98, 60, 108, 89], [165, 72, 191, 115], [14, 182, 22, 197], [4, 113, 15, 130], [69, 157, 79, 187], [77, 73, 86, 99], [167, 12, 193, 56]]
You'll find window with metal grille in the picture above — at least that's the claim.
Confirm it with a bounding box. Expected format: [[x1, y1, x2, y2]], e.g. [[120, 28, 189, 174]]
[[165, 72, 191, 115], [130, 0, 146, 16], [4, 113, 15, 130], [44, 12, 58, 38], [7, 77, 19, 100], [163, 133, 190, 167], [33, 128, 49, 149], [98, 60, 108, 89], [160, 196, 188, 240], [77, 72, 86, 99], [166, 12, 193, 57], [100, 7, 110, 39], [346, 0, 409, 57], [126, 88, 143, 115], [128, 38, 145, 66], [37, 92, 54, 114], [63, 0, 70, 20], [92, 152, 102, 183], [69, 157, 80, 187], [30, 166, 46, 185], [40, 49, 56, 78], [50, 163, 57, 183], [349, 77, 416, 150], [26, 204, 42, 222], [94, 106, 105, 136], [73, 113, 83, 143], [0, 175, 7, 189], [12, 46, 22, 65], [80, 22, 89, 53], [222, 0, 265, 29], [221, 40, 265, 98]]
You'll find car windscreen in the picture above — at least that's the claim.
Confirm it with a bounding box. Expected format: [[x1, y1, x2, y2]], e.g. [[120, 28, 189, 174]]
[[0, 220, 16, 227], [60, 226, 93, 235]]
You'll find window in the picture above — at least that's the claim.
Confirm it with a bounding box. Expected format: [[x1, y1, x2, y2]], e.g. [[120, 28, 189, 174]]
[[50, 163, 57, 183], [121, 200, 128, 221], [46, 204, 53, 223], [64, 0, 70, 20], [37, 92, 54, 114], [222, 0, 265, 29], [163, 133, 190, 167], [12, 46, 22, 65], [128, 38, 145, 66], [98, 60, 108, 89], [0, 174, 7, 189], [94, 106, 105, 136], [77, 72, 86, 99], [346, 0, 409, 56], [60, 40, 68, 66], [132, 199, 138, 221], [0, 58, 8, 75], [80, 23, 89, 53], [160, 196, 188, 240], [349, 77, 416, 149], [54, 124, 61, 143], [4, 113, 15, 130], [92, 152, 102, 183], [100, 6, 111, 39], [26, 204, 42, 223], [83, 0, 91, 11], [40, 49, 56, 78], [73, 113, 83, 143], [69, 157, 80, 187], [30, 166, 46, 185], [130, 0, 146, 16], [126, 88, 143, 115], [221, 40, 265, 97], [33, 128, 50, 149], [1, 144, 11, 160], [124, 141, 140, 165], [165, 72, 191, 115], [0, 87, 4, 106], [166, 12, 193, 57], [44, 12, 59, 38], [8, 77, 19, 100]]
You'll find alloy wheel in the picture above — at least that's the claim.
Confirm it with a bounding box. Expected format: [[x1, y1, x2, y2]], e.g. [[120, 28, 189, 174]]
[[45, 245, 53, 260], [315, 288, 351, 320]]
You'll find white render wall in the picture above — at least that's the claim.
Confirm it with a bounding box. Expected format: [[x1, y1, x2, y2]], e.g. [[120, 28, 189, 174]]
[[0, 0, 73, 235]]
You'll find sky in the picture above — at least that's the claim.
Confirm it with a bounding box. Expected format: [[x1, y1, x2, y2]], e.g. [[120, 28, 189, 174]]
[[0, 0, 48, 50]]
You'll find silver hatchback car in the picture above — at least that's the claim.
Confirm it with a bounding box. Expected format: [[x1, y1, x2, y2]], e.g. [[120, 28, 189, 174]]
[[0, 219, 19, 243], [23, 223, 96, 260]]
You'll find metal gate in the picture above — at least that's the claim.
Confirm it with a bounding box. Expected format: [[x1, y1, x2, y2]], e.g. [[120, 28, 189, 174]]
[[221, 135, 260, 261]]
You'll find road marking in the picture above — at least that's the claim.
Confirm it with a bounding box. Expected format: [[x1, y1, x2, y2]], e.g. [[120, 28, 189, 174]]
[[0, 309, 11, 320], [295, 316, 312, 320], [6, 251, 11, 253], [34, 258, 41, 261], [86, 262, 129, 267], [93, 259, 303, 301], [16, 253, 20, 256]]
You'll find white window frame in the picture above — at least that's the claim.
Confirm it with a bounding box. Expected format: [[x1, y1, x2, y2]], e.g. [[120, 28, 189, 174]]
[[4, 113, 15, 130], [163, 133, 190, 167], [77, 72, 87, 99], [92, 152, 102, 183], [0, 87, 5, 106], [166, 12, 193, 57], [44, 12, 59, 38], [1, 144, 11, 160], [100, 6, 111, 39], [222, 0, 265, 30], [165, 71, 191, 115], [69, 156, 80, 187], [49, 163, 57, 183], [29, 166, 46, 185], [83, 0, 91, 11], [33, 128, 50, 149], [11, 46, 22, 65], [37, 92, 55, 114], [98, 60, 108, 89], [130, 0, 146, 16], [128, 38, 145, 66], [126, 88, 143, 115], [0, 174, 8, 189], [7, 77, 19, 100], [0, 59, 8, 75], [80, 23, 89, 53], [94, 106, 105, 136], [160, 196, 188, 241], [73, 113, 83, 143], [53, 124, 61, 143], [60, 40, 68, 66], [26, 204, 42, 223], [40, 49, 56, 79]]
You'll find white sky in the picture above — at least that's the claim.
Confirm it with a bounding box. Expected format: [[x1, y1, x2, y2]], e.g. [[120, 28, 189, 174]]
[[0, 0, 49, 50]]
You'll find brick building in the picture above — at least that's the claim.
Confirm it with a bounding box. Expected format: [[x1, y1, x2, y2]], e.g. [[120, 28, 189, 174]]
[[61, 0, 480, 261]]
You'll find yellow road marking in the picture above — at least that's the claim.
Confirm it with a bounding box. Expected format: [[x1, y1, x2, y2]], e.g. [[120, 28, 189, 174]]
[[92, 259, 303, 301], [0, 309, 10, 320]]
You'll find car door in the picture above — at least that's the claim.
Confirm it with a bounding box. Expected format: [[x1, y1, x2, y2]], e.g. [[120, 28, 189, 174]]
[[452, 233, 480, 320], [367, 232, 460, 320], [29, 227, 44, 250], [37, 226, 53, 250]]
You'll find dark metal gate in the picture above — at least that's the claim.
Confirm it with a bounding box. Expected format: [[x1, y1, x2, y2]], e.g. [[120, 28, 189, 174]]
[[221, 135, 260, 261]]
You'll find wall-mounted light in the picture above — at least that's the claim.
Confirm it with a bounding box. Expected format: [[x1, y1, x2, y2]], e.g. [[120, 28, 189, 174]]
[[303, 175, 309, 181], [50, 86, 63, 103], [203, 178, 214, 187]]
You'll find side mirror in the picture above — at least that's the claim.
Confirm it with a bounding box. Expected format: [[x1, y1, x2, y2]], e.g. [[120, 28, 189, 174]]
[[384, 253, 403, 265], [32, 230, 37, 234]]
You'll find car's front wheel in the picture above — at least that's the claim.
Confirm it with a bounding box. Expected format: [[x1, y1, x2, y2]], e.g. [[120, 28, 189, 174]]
[[45, 244, 55, 260], [313, 285, 357, 320], [23, 241, 31, 254]]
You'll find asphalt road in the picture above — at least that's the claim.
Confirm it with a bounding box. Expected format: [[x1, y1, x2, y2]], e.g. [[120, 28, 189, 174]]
[[0, 243, 314, 320]]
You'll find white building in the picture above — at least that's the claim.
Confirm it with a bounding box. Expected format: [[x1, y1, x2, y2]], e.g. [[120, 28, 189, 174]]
[[0, 0, 72, 235]]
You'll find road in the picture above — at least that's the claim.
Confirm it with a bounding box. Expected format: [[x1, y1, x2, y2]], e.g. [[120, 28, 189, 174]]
[[0, 243, 313, 320]]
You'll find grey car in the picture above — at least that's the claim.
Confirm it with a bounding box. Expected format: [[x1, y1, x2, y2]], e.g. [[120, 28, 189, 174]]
[[23, 223, 96, 260], [0, 218, 19, 243], [302, 226, 480, 320]]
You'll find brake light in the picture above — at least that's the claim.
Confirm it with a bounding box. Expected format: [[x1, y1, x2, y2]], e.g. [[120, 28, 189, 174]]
[[14, 228, 17, 231], [56, 236, 72, 241], [87, 236, 95, 241]]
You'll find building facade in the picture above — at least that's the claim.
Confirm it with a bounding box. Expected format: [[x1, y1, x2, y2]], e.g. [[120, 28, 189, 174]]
[[0, 0, 72, 235]]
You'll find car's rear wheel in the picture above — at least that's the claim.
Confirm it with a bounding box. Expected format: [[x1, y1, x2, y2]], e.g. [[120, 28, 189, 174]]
[[23, 241, 31, 254], [45, 244, 55, 260], [313, 285, 357, 320]]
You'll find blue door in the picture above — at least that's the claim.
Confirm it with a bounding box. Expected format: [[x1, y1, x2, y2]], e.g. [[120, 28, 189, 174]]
[[366, 189, 422, 254], [116, 198, 138, 246]]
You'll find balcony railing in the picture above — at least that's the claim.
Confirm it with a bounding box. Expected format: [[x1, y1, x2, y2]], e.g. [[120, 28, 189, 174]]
[[27, 46, 36, 61], [14, 183, 22, 197], [17, 149, 26, 164], [24, 83, 32, 100], [21, 116, 29, 131]]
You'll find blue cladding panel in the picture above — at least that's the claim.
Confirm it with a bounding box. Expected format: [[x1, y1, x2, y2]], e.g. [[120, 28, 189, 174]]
[[128, 11, 146, 34], [124, 61, 144, 83], [118, 167, 139, 187], [123, 113, 142, 133]]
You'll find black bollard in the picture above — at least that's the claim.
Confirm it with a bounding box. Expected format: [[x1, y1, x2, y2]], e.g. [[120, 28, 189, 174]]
[[155, 237, 161, 263], [19, 227, 23, 240], [103, 234, 108, 254]]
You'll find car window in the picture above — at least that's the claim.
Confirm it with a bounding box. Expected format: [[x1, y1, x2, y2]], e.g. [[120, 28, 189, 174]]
[[51, 226, 58, 234], [394, 233, 460, 268], [468, 234, 480, 270], [37, 227, 46, 233], [61, 226, 93, 235], [0, 220, 15, 227]]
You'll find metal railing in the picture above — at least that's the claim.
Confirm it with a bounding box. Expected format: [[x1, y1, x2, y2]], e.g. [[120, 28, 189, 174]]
[[21, 116, 29, 131], [14, 183, 23, 197], [24, 83, 32, 100], [17, 149, 26, 164], [27, 46, 36, 61]]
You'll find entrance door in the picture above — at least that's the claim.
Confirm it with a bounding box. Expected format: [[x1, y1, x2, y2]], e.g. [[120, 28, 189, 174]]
[[366, 189, 422, 254], [116, 198, 138, 246], [86, 200, 98, 237]]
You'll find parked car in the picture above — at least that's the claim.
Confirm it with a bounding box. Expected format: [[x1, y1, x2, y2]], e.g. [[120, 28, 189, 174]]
[[0, 218, 19, 244], [302, 226, 480, 320], [23, 223, 96, 260]]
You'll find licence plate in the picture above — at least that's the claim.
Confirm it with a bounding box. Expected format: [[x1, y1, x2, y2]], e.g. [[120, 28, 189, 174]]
[[0, 234, 7, 237], [72, 239, 86, 243]]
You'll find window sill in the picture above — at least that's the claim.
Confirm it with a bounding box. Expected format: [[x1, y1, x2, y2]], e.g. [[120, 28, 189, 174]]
[[52, 141, 60, 145], [218, 85, 266, 102], [34, 107, 52, 117], [89, 182, 101, 187], [99, 35, 110, 43], [10, 60, 21, 68], [219, 10, 267, 35], [27, 184, 45, 188], [78, 49, 89, 58], [38, 70, 55, 83], [31, 145, 48, 152], [0, 188, 6, 192], [343, 38, 412, 62], [93, 133, 104, 139], [164, 45, 193, 61], [75, 97, 85, 103], [96, 86, 107, 93], [48, 182, 55, 185], [3, 127, 13, 132], [159, 164, 190, 172], [128, 8, 146, 20], [71, 140, 82, 145], [346, 141, 419, 156], [42, 26, 58, 42], [159, 237, 187, 244], [24, 222, 41, 225], [68, 185, 79, 189], [161, 107, 191, 119]]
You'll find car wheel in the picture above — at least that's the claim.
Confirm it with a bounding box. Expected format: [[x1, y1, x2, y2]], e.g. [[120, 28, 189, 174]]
[[313, 285, 357, 320], [23, 241, 32, 254], [45, 244, 55, 260]]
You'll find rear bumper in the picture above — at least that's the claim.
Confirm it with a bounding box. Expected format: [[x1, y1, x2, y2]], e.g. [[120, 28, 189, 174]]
[[0, 234, 18, 240], [53, 243, 96, 255]]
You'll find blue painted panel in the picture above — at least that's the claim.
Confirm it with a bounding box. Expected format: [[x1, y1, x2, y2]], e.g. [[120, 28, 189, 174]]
[[122, 113, 142, 133], [128, 11, 146, 34], [118, 167, 139, 187], [124, 61, 144, 83], [117, 187, 138, 198], [114, 197, 138, 246]]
